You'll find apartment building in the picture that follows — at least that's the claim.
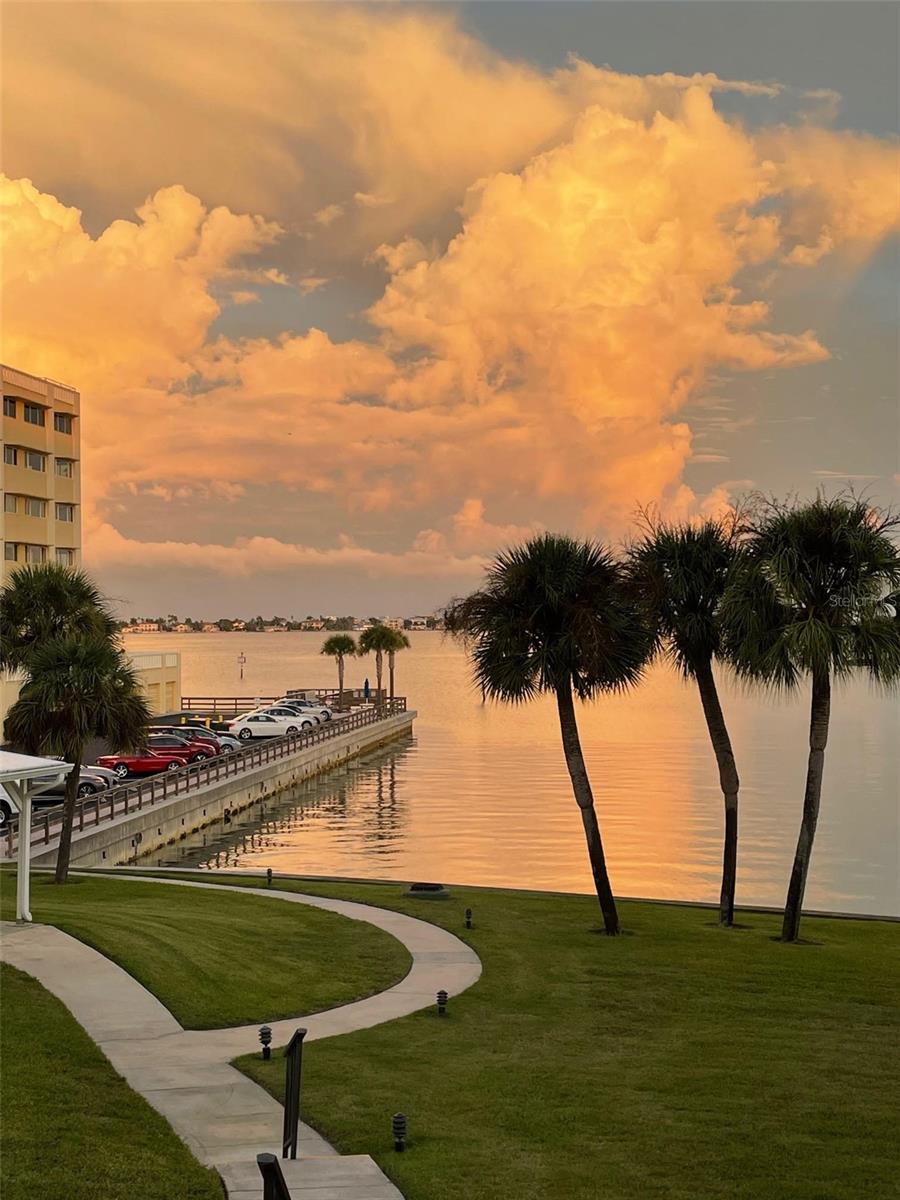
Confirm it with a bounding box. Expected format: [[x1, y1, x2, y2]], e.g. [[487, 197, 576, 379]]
[[1, 363, 81, 580]]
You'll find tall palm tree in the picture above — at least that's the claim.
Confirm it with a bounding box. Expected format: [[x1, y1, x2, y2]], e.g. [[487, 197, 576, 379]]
[[445, 533, 653, 935], [321, 634, 357, 709], [4, 635, 151, 883], [358, 624, 397, 707], [0, 563, 117, 671], [629, 514, 743, 926], [722, 495, 900, 941], [385, 629, 411, 702]]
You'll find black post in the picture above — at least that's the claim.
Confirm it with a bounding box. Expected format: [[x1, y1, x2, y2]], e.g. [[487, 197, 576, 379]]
[[282, 1027, 308, 1159], [257, 1153, 291, 1200]]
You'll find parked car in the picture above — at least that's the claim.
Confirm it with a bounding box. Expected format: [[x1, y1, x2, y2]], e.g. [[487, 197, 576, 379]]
[[147, 732, 216, 761], [251, 705, 323, 725], [95, 749, 188, 780], [228, 712, 313, 741], [279, 698, 333, 721], [50, 758, 119, 790], [29, 770, 109, 801], [81, 764, 121, 788], [155, 725, 231, 754]]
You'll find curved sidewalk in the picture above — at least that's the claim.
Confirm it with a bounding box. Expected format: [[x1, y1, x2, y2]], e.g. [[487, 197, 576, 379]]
[[1, 873, 482, 1197]]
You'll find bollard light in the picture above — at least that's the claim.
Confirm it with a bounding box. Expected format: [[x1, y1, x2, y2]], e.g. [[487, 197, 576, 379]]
[[392, 1112, 407, 1152], [436, 989, 448, 1016], [465, 907, 472, 929], [259, 1025, 272, 1060], [267, 867, 273, 887]]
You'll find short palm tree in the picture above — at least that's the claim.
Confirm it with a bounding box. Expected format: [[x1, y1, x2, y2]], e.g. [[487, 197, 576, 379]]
[[0, 563, 117, 671], [321, 634, 357, 708], [4, 635, 151, 883], [722, 495, 900, 941], [385, 629, 411, 701], [445, 533, 653, 935], [629, 514, 743, 926], [358, 624, 399, 706]]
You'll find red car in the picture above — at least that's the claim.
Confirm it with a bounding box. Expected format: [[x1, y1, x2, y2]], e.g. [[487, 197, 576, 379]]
[[95, 749, 188, 781], [147, 731, 218, 761]]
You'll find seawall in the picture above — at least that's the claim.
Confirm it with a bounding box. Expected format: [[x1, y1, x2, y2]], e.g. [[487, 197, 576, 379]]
[[29, 711, 415, 869]]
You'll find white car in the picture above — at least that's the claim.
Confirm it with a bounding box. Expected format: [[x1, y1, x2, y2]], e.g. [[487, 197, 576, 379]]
[[277, 698, 333, 721], [252, 705, 323, 725], [228, 712, 317, 741]]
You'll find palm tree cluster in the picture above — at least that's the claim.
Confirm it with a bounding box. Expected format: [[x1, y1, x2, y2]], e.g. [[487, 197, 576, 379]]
[[322, 626, 411, 708], [1, 564, 151, 883], [447, 495, 900, 942]]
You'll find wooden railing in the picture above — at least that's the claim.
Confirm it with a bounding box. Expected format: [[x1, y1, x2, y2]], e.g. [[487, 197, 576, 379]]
[[3, 698, 408, 859]]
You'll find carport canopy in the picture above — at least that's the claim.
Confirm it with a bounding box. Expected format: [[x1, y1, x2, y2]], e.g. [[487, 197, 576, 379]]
[[0, 750, 72, 921]]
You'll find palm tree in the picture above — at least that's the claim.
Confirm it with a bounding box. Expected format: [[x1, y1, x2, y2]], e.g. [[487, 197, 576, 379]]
[[358, 624, 396, 707], [0, 563, 117, 671], [385, 629, 411, 702], [722, 495, 900, 941], [321, 634, 357, 709], [629, 514, 743, 926], [4, 635, 151, 883], [445, 533, 653, 935]]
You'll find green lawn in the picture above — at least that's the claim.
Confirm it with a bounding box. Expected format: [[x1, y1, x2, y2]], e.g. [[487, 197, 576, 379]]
[[0, 871, 410, 1029], [0, 963, 222, 1200], [181, 873, 896, 1200]]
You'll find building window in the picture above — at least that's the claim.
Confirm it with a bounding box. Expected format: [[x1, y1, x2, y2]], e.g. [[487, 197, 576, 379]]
[[23, 403, 46, 427], [3, 446, 17, 466], [24, 450, 46, 472], [55, 502, 75, 522], [26, 498, 48, 518], [4, 543, 17, 561], [25, 544, 46, 564], [53, 412, 73, 434], [3, 397, 15, 418], [3, 494, 16, 514], [55, 548, 75, 566], [55, 458, 75, 478]]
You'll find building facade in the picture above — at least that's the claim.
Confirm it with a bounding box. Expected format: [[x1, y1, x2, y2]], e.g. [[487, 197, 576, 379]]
[[1, 363, 81, 579], [1, 363, 181, 728]]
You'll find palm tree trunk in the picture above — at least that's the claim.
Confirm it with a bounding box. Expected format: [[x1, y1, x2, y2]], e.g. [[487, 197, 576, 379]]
[[54, 751, 82, 884], [695, 660, 740, 927], [555, 683, 619, 935], [337, 655, 344, 711], [376, 650, 384, 708], [389, 651, 395, 703], [782, 667, 831, 942]]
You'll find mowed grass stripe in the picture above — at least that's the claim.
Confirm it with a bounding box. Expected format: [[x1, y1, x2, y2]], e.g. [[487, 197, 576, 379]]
[[0, 871, 410, 1029]]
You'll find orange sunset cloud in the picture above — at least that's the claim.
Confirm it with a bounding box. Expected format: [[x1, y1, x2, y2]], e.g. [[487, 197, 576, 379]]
[[1, 4, 898, 596]]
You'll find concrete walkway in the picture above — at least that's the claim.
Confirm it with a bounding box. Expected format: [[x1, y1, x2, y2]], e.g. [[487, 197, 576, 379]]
[[1, 873, 482, 1198]]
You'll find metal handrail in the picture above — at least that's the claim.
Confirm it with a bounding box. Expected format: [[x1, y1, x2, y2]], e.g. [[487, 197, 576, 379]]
[[257, 1154, 291, 1200], [3, 699, 408, 858]]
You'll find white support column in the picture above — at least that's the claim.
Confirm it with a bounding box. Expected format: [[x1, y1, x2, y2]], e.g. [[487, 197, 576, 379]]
[[7, 781, 33, 922]]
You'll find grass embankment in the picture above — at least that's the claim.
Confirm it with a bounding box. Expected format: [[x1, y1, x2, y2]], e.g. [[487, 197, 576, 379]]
[[0, 871, 410, 1028], [0, 963, 222, 1200], [168, 873, 897, 1200]]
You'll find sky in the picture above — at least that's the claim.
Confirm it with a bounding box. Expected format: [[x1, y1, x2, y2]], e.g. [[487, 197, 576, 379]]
[[1, 1, 898, 618]]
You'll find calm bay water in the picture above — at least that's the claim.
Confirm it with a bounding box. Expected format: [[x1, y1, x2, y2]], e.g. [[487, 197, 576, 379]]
[[126, 631, 899, 916]]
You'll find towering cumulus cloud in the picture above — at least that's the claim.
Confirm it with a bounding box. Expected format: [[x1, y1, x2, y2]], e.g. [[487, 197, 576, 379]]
[[1, 4, 898, 598]]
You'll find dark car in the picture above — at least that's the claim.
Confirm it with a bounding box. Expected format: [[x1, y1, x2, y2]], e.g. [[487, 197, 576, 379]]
[[147, 732, 215, 762]]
